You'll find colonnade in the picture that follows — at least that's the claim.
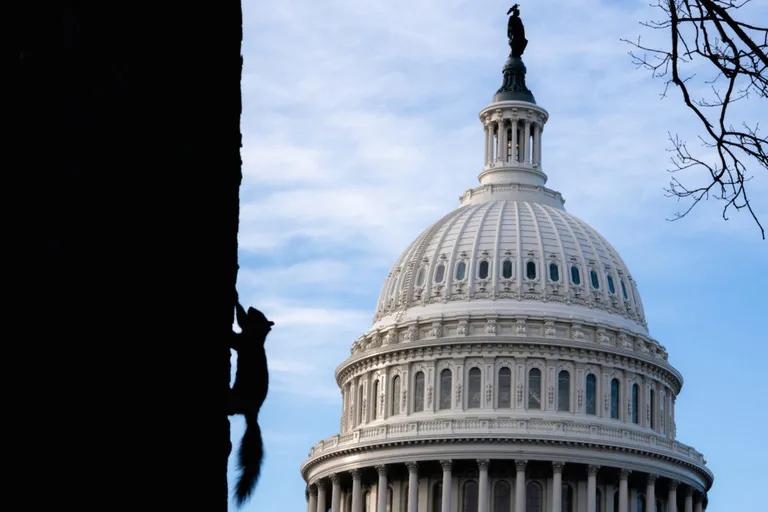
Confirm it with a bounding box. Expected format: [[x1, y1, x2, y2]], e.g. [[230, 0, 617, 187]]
[[483, 117, 542, 168], [306, 460, 706, 512]]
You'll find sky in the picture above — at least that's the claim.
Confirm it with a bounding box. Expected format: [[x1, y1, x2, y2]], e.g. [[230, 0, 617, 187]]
[[232, 1, 767, 510]]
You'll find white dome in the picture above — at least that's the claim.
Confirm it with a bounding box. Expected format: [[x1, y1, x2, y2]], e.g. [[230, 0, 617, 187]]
[[374, 197, 647, 336]]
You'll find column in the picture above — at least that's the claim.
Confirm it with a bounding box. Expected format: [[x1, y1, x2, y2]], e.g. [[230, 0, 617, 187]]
[[587, 465, 600, 512], [645, 474, 656, 512], [351, 469, 363, 512], [533, 124, 542, 167], [511, 120, 518, 162], [618, 469, 630, 512], [376, 465, 388, 512], [684, 487, 693, 512], [667, 481, 678, 512], [515, 460, 527, 512], [694, 495, 703, 512], [478, 459, 490, 512], [406, 462, 419, 512], [523, 121, 531, 165], [551, 462, 564, 512], [331, 474, 342, 512], [484, 123, 491, 166], [499, 120, 508, 163], [495, 120, 504, 163], [440, 460, 453, 512], [308, 485, 318, 512], [317, 480, 327, 512]]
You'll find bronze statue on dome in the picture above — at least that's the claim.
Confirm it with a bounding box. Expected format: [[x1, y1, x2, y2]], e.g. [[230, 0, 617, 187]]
[[507, 4, 528, 57]]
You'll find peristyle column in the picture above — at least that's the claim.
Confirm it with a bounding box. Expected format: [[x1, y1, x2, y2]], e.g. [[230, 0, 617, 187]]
[[406, 462, 419, 512], [478, 459, 490, 512], [694, 495, 703, 512], [684, 487, 693, 512], [551, 462, 564, 512], [316, 480, 327, 512], [351, 469, 363, 512], [587, 465, 600, 512], [515, 460, 527, 512], [331, 473, 342, 512], [523, 121, 531, 164], [376, 465, 388, 512], [308, 485, 317, 512], [440, 460, 452, 512], [646, 474, 656, 512], [619, 469, 630, 512], [668, 481, 678, 512]]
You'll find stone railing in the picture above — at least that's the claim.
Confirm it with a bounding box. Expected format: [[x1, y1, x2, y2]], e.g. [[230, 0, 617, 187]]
[[307, 417, 706, 467]]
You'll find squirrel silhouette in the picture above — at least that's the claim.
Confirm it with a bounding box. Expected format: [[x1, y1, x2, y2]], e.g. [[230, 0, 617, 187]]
[[229, 302, 273, 506]]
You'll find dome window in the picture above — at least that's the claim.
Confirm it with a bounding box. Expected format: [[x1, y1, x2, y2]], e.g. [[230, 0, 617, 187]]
[[413, 371, 425, 412], [478, 260, 489, 279], [371, 380, 379, 420], [526, 261, 536, 280], [439, 369, 452, 410], [455, 261, 466, 281], [434, 264, 445, 283], [610, 378, 620, 419], [570, 265, 581, 285], [528, 368, 541, 409], [631, 383, 640, 424], [502, 259, 513, 279], [468, 367, 481, 409], [549, 263, 560, 282], [620, 279, 628, 300], [590, 270, 600, 289], [416, 267, 425, 287], [557, 370, 570, 412], [607, 274, 616, 294], [390, 375, 401, 416], [586, 374, 597, 415], [498, 367, 512, 408]]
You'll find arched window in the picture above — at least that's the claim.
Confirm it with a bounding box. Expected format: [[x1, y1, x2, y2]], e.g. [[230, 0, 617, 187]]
[[479, 260, 490, 279], [571, 266, 581, 285], [557, 370, 570, 412], [498, 367, 512, 408], [649, 388, 656, 429], [620, 279, 628, 300], [632, 383, 640, 424], [455, 261, 467, 281], [660, 391, 666, 433], [596, 489, 603, 512], [432, 483, 442, 512], [493, 481, 511, 512], [439, 369, 452, 410], [526, 261, 537, 280], [468, 367, 482, 409], [607, 274, 616, 294], [526, 481, 543, 512], [357, 384, 364, 424], [636, 494, 646, 512], [528, 368, 541, 409], [372, 380, 379, 420], [549, 263, 560, 282], [434, 264, 445, 283], [416, 267, 425, 287], [561, 484, 574, 512], [590, 270, 600, 289], [610, 378, 621, 419], [586, 374, 597, 415], [391, 375, 401, 416], [414, 372, 425, 412], [463, 480, 478, 512], [502, 259, 513, 279]]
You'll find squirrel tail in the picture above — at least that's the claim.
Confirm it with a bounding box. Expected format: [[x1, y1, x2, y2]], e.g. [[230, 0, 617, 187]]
[[234, 415, 263, 506]]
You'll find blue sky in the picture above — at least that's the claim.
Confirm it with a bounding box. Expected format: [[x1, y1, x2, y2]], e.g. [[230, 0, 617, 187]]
[[232, 0, 767, 509]]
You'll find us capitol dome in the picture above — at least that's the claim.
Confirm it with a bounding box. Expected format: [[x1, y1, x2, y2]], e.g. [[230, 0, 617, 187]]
[[300, 12, 713, 512]]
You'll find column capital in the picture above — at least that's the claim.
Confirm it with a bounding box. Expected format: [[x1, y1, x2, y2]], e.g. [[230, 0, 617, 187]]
[[405, 461, 418, 472], [375, 464, 387, 476], [686, 486, 693, 497], [315, 478, 327, 489], [619, 468, 632, 479], [552, 461, 565, 472], [331, 473, 341, 484], [439, 459, 453, 471], [647, 474, 657, 484], [515, 460, 527, 472], [350, 468, 362, 479], [308, 484, 318, 495], [477, 459, 490, 470], [588, 465, 601, 476]]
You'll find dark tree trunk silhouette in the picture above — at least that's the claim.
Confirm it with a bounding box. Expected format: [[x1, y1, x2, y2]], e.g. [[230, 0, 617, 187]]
[[13, 2, 244, 509], [624, 0, 767, 238]]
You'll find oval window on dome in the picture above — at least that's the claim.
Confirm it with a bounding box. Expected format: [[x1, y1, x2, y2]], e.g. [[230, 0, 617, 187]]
[[455, 261, 466, 281], [571, 265, 581, 285], [526, 261, 536, 280], [502, 259, 513, 279], [434, 264, 445, 283], [620, 279, 628, 300], [479, 260, 489, 279], [416, 267, 425, 287], [607, 274, 616, 294], [549, 263, 559, 282], [590, 270, 600, 289]]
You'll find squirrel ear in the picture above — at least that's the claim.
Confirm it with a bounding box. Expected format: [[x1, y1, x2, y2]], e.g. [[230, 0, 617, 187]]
[[235, 302, 247, 329]]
